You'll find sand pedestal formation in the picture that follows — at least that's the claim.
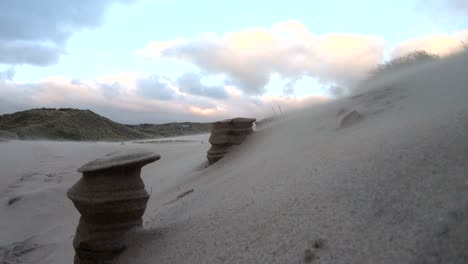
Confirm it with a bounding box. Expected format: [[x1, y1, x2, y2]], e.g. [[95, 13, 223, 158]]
[[207, 117, 256, 165], [67, 150, 160, 264]]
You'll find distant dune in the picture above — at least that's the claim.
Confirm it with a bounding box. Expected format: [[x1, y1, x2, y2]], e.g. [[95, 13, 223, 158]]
[[0, 130, 17, 141], [127, 122, 212, 138], [0, 108, 212, 141]]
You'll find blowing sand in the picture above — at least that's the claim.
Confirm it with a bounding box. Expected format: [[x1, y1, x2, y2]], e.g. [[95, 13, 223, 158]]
[[1, 51, 468, 263]]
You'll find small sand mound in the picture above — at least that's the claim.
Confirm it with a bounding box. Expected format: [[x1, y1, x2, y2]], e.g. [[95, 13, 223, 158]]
[[339, 110, 363, 128]]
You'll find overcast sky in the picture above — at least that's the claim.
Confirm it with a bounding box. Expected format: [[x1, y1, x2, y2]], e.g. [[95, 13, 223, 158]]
[[0, 0, 467, 123]]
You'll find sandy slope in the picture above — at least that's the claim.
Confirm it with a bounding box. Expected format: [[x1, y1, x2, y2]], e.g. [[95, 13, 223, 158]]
[[0, 135, 210, 263], [1, 51, 468, 263]]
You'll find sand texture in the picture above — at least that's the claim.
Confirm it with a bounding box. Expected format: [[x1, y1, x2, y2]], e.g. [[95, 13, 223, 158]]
[[1, 51, 468, 263]]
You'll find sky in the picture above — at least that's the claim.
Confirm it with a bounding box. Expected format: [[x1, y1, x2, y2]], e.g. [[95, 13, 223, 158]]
[[0, 0, 467, 124]]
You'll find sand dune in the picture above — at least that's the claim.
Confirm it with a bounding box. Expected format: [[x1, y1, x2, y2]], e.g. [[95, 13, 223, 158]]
[[1, 51, 468, 263]]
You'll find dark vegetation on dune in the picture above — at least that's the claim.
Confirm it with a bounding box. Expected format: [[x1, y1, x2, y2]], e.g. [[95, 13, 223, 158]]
[[0, 108, 212, 141], [370, 50, 440, 78], [368, 41, 467, 80], [127, 122, 212, 138]]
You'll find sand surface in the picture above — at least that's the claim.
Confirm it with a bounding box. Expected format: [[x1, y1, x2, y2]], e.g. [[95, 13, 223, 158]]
[[1, 51, 468, 263]]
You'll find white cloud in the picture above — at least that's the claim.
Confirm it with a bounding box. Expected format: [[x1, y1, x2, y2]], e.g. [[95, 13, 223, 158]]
[[137, 40, 182, 58], [392, 31, 468, 57], [3, 16, 465, 123], [143, 21, 385, 95]]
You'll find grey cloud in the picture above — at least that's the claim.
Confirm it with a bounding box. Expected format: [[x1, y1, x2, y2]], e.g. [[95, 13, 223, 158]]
[[0, 80, 219, 124], [190, 100, 217, 110], [164, 43, 270, 95], [0, 67, 15, 81], [224, 72, 269, 95], [100, 82, 121, 99], [0, 98, 30, 115], [0, 82, 37, 114], [176, 72, 229, 99], [444, 0, 468, 14], [176, 94, 217, 110], [283, 78, 299, 96], [421, 0, 468, 16], [70, 79, 82, 85], [0, 0, 136, 66], [137, 75, 174, 100], [0, 73, 229, 124], [0, 41, 62, 66]]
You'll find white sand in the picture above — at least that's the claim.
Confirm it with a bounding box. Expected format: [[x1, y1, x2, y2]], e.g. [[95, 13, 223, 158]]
[[1, 51, 468, 263]]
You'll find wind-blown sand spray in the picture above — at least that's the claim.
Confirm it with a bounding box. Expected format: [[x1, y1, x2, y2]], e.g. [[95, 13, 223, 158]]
[[67, 150, 160, 263], [1, 51, 468, 264]]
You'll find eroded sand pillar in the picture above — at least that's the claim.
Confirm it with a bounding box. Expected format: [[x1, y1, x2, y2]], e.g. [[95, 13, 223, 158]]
[[207, 117, 256, 165], [67, 150, 160, 264]]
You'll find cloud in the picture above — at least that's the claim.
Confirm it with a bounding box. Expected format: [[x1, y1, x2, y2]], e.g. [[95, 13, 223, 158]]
[[0, 67, 15, 81], [442, 0, 468, 15], [0, 0, 136, 66], [392, 31, 468, 57], [70, 79, 82, 85], [136, 75, 175, 100], [418, 0, 468, 19], [137, 40, 182, 58], [0, 41, 63, 66], [0, 72, 327, 124], [178, 96, 218, 110], [144, 21, 385, 95], [176, 72, 229, 99], [283, 78, 298, 96], [100, 82, 122, 99]]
